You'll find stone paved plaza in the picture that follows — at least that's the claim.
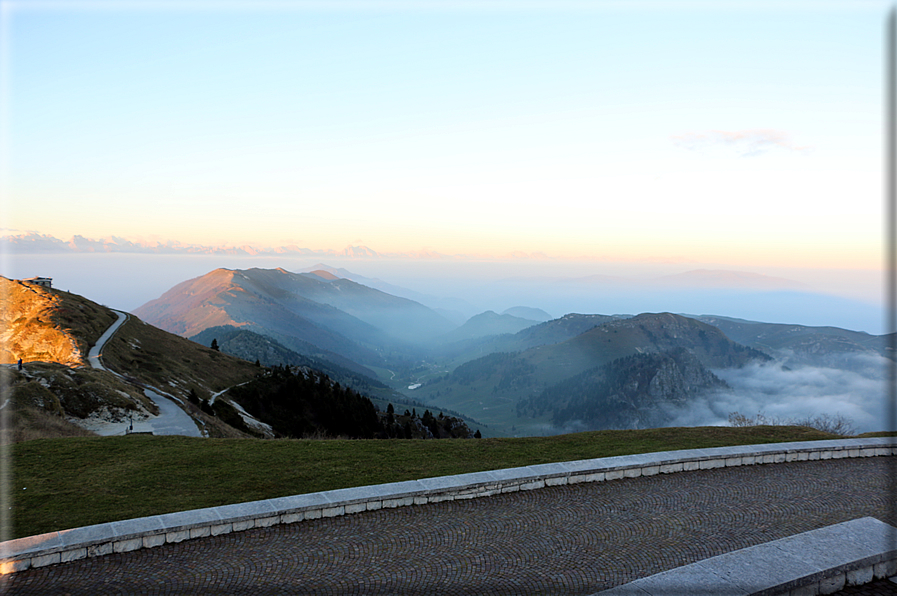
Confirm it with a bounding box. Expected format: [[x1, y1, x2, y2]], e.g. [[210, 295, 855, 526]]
[[3, 456, 895, 595]]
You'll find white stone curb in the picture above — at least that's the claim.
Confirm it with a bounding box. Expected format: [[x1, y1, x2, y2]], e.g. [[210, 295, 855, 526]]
[[594, 517, 897, 596], [2, 437, 894, 575]]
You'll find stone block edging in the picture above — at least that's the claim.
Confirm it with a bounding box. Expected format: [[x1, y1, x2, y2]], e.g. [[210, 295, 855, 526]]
[[3, 437, 894, 575], [593, 517, 897, 596]]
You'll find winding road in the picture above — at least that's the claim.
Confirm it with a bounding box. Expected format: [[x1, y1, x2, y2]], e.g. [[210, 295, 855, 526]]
[[87, 310, 128, 371], [86, 309, 201, 438]]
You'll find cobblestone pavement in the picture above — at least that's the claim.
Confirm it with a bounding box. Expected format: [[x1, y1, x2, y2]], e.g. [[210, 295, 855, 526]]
[[3, 457, 895, 595]]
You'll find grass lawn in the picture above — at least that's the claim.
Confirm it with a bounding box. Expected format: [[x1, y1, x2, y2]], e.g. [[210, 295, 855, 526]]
[[8, 425, 868, 539]]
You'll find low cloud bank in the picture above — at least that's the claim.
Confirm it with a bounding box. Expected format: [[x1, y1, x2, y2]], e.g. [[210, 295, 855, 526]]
[[664, 354, 891, 434]]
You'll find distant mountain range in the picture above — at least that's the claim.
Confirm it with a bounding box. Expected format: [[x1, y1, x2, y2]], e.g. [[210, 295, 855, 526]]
[[2, 232, 394, 257], [518, 347, 732, 431], [415, 312, 772, 432], [690, 315, 894, 371], [0, 233, 815, 294], [429, 313, 625, 365], [7, 254, 891, 440], [129, 265, 892, 436], [297, 264, 478, 324], [501, 306, 553, 322], [133, 268, 383, 375]]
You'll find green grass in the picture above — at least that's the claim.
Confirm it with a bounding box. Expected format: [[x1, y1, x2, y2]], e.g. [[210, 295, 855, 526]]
[[102, 317, 261, 405], [10, 425, 853, 539]]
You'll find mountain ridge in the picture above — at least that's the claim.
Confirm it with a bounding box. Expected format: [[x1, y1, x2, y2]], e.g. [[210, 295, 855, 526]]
[[133, 268, 395, 368], [414, 312, 770, 435]]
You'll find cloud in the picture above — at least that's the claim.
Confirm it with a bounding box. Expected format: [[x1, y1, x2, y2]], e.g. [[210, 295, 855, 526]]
[[671, 129, 811, 157], [663, 354, 890, 434]]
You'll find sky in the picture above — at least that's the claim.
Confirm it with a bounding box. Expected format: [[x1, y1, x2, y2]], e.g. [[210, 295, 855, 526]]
[[0, 2, 892, 441], [1, 1, 889, 267]]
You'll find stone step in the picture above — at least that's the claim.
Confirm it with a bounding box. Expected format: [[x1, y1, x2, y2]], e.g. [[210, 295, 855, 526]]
[[593, 517, 897, 596]]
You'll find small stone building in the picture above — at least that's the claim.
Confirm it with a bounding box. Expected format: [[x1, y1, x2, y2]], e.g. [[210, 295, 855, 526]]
[[23, 276, 52, 288]]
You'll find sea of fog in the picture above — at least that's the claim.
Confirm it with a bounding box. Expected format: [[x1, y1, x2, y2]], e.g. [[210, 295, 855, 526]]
[[675, 354, 892, 434], [3, 252, 884, 335], [536, 353, 892, 435]]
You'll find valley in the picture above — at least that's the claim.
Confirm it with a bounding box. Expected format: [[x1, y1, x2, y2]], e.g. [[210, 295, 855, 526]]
[[5, 260, 891, 544], [121, 265, 892, 436], [3, 262, 891, 441]]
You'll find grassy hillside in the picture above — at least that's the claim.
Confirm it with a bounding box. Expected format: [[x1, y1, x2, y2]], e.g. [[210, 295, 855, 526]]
[[0, 277, 115, 366], [11, 425, 849, 539], [190, 325, 389, 397], [102, 315, 261, 404]]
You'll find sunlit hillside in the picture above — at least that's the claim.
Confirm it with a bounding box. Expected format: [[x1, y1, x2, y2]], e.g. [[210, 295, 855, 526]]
[[0, 277, 264, 442], [0, 276, 115, 367]]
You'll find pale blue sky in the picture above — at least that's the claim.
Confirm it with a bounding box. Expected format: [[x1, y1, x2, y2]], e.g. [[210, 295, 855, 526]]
[[2, 1, 889, 269]]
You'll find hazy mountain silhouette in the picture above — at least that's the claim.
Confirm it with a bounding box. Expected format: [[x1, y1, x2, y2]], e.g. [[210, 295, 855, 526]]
[[133, 268, 386, 369], [298, 263, 478, 324], [427, 313, 628, 366], [438, 311, 540, 344], [501, 306, 553, 321], [691, 315, 893, 370], [133, 268, 458, 370]]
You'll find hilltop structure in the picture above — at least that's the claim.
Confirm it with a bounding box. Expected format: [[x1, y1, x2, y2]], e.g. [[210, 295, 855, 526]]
[[22, 276, 52, 288]]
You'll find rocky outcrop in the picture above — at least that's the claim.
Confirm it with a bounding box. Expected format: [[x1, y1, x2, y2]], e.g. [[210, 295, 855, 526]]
[[518, 347, 730, 430], [646, 349, 728, 403]]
